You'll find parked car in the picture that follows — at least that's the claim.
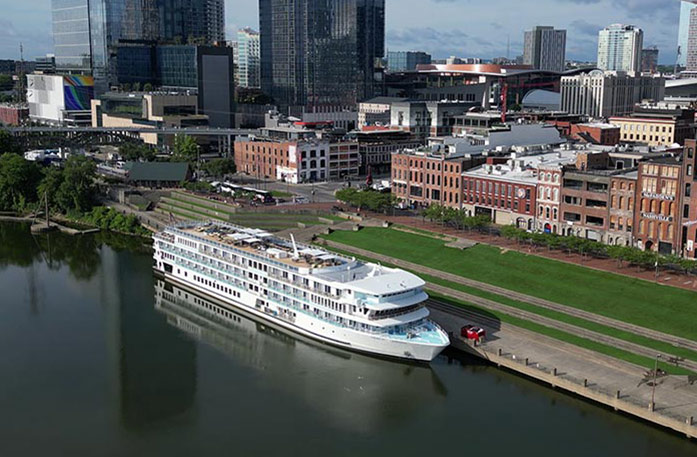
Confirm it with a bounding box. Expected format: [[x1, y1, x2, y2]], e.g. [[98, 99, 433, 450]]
[[461, 325, 486, 342]]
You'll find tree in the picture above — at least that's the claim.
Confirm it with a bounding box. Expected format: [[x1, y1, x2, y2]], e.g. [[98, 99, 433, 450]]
[[0, 130, 19, 155], [55, 155, 97, 214], [119, 142, 155, 162], [172, 135, 199, 164], [143, 83, 153, 92], [37, 167, 65, 212], [201, 158, 236, 178], [0, 153, 41, 211]]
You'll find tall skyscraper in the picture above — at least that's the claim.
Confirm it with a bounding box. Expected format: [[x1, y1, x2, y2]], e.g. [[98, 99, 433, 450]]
[[523, 26, 567, 72], [597, 24, 643, 73], [641, 47, 659, 74], [678, 1, 697, 67], [51, 0, 225, 92], [237, 28, 260, 88], [386, 51, 431, 72], [259, 0, 385, 110], [688, 8, 697, 71], [51, 0, 92, 74]]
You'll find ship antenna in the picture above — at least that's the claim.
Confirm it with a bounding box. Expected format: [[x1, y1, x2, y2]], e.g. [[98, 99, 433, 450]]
[[290, 233, 300, 259]]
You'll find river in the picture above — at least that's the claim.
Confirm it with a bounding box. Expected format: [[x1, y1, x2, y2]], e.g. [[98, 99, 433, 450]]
[[0, 222, 695, 456]]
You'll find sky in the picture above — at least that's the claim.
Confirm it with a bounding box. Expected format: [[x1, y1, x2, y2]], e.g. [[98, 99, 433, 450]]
[[0, 0, 682, 64]]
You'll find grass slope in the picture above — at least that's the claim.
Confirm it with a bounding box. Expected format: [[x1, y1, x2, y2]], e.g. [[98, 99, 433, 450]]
[[323, 228, 697, 341]]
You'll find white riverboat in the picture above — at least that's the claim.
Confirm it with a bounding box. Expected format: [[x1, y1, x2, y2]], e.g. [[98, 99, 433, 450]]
[[152, 221, 450, 362]]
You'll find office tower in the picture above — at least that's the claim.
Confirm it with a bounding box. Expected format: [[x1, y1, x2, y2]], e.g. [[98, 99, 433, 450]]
[[523, 26, 567, 72], [158, 0, 225, 44], [386, 51, 431, 72], [678, 1, 697, 67], [641, 47, 659, 74], [51, 0, 92, 74], [237, 28, 260, 88], [51, 0, 225, 92], [688, 8, 697, 71], [259, 0, 385, 110], [597, 24, 643, 73]]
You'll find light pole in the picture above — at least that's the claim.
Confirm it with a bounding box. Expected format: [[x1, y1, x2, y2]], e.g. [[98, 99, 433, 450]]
[[650, 354, 662, 411]]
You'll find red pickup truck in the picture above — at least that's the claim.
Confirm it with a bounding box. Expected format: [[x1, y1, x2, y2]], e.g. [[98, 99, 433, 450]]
[[461, 325, 486, 342]]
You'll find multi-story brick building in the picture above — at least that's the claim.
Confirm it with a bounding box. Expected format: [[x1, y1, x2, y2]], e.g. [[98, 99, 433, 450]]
[[463, 150, 582, 229], [327, 141, 360, 180], [353, 129, 423, 175], [234, 137, 329, 184], [536, 165, 564, 234], [680, 139, 697, 258], [608, 172, 638, 246], [609, 105, 696, 147], [568, 123, 621, 145], [560, 169, 613, 241], [635, 158, 683, 254], [391, 149, 483, 209], [0, 104, 28, 126]]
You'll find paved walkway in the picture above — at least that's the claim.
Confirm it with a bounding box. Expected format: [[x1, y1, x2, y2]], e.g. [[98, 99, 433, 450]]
[[321, 239, 697, 354], [429, 307, 697, 439]]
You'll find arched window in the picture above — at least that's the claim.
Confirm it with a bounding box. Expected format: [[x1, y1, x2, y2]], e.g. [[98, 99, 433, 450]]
[[553, 189, 559, 201], [546, 188, 551, 199]]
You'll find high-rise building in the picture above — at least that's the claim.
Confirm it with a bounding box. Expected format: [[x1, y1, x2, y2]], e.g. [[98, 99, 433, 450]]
[[597, 24, 643, 73], [51, 0, 92, 74], [237, 28, 260, 88], [641, 47, 659, 74], [259, 0, 385, 110], [386, 51, 431, 72], [688, 8, 697, 72], [678, 1, 697, 67], [560, 70, 664, 118], [523, 26, 567, 72], [51, 0, 225, 92]]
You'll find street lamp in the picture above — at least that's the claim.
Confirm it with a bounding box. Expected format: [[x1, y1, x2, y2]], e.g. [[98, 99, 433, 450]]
[[650, 354, 662, 411]]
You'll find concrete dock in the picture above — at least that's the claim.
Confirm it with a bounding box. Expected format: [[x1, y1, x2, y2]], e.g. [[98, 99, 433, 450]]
[[429, 305, 697, 440]]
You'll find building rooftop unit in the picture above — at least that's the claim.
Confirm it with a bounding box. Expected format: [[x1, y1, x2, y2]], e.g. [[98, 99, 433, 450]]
[[462, 146, 588, 184]]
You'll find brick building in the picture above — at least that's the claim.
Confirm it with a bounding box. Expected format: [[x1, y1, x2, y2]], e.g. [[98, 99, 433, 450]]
[[680, 139, 697, 258], [609, 105, 696, 147], [635, 158, 683, 254], [0, 104, 28, 126], [608, 172, 638, 246], [568, 123, 620, 145], [234, 138, 329, 184], [559, 160, 616, 241], [391, 150, 481, 209], [536, 165, 564, 234]]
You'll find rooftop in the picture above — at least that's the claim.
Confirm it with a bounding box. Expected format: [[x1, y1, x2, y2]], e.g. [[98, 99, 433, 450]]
[[463, 147, 583, 184]]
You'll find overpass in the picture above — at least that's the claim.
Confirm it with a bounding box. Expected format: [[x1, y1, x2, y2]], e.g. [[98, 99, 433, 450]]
[[6, 126, 258, 136], [4, 126, 259, 153]]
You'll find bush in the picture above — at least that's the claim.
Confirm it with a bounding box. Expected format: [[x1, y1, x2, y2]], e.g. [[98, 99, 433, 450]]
[[79, 207, 149, 236]]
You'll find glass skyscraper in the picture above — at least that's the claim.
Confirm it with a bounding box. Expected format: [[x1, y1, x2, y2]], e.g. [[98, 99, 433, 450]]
[[678, 1, 697, 67], [259, 0, 385, 110], [52, 0, 92, 73], [51, 0, 225, 93]]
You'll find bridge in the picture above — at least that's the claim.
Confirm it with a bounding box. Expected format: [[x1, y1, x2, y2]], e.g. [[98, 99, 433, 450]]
[[4, 126, 259, 152]]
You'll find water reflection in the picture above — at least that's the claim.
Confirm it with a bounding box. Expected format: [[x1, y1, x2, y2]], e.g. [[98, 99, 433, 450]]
[[0, 222, 150, 282], [154, 278, 448, 433]]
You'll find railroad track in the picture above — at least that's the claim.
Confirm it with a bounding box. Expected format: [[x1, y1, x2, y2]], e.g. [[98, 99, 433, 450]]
[[325, 240, 697, 354]]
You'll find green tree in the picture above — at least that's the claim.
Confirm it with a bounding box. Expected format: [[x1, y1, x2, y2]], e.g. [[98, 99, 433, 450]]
[[201, 158, 236, 178], [0, 153, 41, 211], [0, 130, 19, 155], [56, 155, 97, 214], [172, 135, 199, 164], [119, 142, 155, 161], [143, 83, 153, 92], [37, 167, 65, 212]]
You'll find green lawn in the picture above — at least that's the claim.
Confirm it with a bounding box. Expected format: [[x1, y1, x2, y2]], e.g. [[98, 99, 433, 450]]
[[429, 293, 694, 376], [322, 228, 697, 341], [324, 243, 697, 367]]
